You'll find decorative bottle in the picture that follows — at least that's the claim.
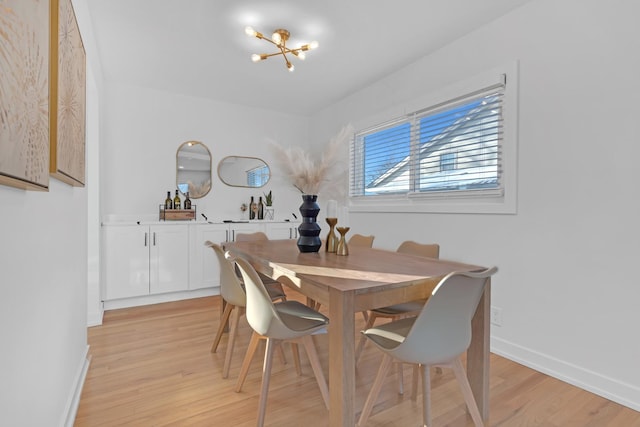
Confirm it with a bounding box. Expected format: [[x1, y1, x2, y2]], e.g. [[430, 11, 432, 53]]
[[257, 197, 264, 220], [165, 191, 173, 210], [184, 192, 192, 209], [249, 196, 256, 220], [173, 190, 181, 210]]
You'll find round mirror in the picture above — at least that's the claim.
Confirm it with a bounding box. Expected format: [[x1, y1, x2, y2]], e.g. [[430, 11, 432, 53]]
[[176, 141, 212, 198], [218, 156, 270, 188]]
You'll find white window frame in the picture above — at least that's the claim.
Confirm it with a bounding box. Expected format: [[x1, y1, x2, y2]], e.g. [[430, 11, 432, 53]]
[[349, 62, 518, 215]]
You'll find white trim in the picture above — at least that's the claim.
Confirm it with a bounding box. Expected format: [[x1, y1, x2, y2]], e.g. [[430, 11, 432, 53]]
[[61, 346, 91, 427], [103, 287, 219, 311], [491, 336, 640, 412], [87, 300, 104, 327]]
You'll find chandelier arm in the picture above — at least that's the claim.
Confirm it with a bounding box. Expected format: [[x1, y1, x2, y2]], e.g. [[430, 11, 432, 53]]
[[279, 45, 293, 68]]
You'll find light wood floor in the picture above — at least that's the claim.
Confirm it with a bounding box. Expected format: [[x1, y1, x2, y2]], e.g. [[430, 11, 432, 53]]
[[75, 292, 640, 426]]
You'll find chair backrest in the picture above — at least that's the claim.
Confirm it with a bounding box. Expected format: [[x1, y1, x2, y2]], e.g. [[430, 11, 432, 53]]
[[348, 234, 375, 248], [234, 256, 298, 340], [235, 231, 269, 242], [396, 241, 440, 259], [204, 241, 246, 307], [392, 267, 498, 364]]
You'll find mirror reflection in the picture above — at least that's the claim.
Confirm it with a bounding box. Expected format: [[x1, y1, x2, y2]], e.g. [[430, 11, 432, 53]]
[[218, 156, 270, 188], [176, 141, 212, 198]]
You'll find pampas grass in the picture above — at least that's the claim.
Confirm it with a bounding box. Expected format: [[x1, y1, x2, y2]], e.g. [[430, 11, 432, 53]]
[[269, 124, 353, 196]]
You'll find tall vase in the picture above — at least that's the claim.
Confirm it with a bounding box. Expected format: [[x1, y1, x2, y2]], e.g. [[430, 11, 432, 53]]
[[297, 194, 322, 253]]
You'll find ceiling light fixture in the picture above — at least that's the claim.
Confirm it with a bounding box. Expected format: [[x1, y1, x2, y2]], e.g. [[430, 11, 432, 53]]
[[245, 26, 318, 72]]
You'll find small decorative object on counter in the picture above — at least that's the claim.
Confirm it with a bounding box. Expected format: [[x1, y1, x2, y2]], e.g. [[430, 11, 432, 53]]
[[173, 190, 181, 210], [240, 203, 248, 220], [158, 204, 196, 221], [184, 192, 192, 209], [165, 191, 173, 210]]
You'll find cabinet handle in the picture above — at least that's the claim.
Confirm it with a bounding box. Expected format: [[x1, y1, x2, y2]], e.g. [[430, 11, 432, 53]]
[[144, 232, 148, 247], [226, 230, 229, 242], [153, 232, 156, 246], [232, 230, 235, 241], [289, 228, 292, 239]]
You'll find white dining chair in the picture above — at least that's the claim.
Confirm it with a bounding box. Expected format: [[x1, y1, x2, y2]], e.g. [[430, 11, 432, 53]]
[[233, 255, 330, 427], [357, 267, 497, 427], [235, 232, 288, 300], [206, 241, 286, 379], [355, 241, 440, 362]]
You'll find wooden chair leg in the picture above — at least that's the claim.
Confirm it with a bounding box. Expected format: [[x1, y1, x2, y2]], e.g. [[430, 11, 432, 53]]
[[290, 342, 302, 375], [397, 363, 404, 395], [235, 332, 262, 392], [357, 353, 393, 426], [256, 338, 277, 427], [211, 302, 234, 353], [420, 364, 432, 427], [301, 335, 330, 409], [222, 306, 242, 378], [451, 357, 484, 427], [355, 313, 378, 362], [411, 364, 420, 401]]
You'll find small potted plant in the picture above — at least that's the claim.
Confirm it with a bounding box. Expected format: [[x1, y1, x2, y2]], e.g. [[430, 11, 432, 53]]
[[263, 190, 273, 207], [263, 191, 274, 219]]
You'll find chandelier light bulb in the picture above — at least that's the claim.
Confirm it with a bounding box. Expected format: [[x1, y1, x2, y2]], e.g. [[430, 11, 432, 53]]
[[272, 32, 282, 45], [288, 63, 295, 72], [309, 40, 319, 49], [245, 26, 256, 37], [251, 54, 261, 62], [297, 51, 306, 60]]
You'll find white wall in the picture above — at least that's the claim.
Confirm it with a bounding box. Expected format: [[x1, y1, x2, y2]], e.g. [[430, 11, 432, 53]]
[[310, 0, 640, 410], [100, 83, 310, 223], [0, 178, 89, 425]]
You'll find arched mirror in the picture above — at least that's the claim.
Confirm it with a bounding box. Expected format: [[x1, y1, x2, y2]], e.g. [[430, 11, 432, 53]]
[[217, 156, 270, 188], [176, 141, 212, 198]]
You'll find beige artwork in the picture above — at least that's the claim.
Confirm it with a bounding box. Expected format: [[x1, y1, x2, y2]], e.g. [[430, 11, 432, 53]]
[[0, 0, 50, 190], [50, 0, 85, 186]]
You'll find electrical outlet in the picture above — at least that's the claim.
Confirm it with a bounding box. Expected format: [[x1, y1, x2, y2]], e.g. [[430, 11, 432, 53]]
[[490, 306, 503, 326]]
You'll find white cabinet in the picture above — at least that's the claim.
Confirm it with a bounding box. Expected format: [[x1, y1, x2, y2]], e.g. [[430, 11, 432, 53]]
[[265, 221, 299, 240], [103, 224, 189, 300], [189, 223, 228, 290], [228, 222, 265, 241]]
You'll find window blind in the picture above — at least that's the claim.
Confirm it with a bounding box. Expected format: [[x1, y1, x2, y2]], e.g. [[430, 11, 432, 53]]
[[350, 81, 505, 198]]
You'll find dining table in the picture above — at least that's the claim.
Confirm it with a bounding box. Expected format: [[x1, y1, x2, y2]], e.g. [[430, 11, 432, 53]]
[[224, 238, 491, 427]]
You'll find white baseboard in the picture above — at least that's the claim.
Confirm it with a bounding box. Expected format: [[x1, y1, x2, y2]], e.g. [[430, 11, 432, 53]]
[[103, 287, 219, 311], [61, 345, 91, 427], [491, 336, 640, 412], [87, 303, 104, 327]]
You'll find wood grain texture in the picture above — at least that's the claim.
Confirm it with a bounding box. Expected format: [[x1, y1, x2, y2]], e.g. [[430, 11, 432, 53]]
[[75, 293, 640, 426]]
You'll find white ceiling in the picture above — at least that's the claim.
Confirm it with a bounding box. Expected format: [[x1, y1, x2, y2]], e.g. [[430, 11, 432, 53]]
[[85, 0, 532, 116]]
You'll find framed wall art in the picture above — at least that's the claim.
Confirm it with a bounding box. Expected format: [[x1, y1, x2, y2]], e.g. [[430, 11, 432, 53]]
[[0, 0, 51, 191], [49, 0, 86, 187]]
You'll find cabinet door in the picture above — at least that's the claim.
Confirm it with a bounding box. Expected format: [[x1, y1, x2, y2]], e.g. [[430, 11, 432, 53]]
[[103, 226, 150, 300], [190, 224, 228, 290], [265, 222, 299, 240], [149, 225, 189, 294], [229, 222, 265, 241]]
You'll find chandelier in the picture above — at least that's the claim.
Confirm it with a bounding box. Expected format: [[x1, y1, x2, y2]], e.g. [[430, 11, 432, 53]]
[[244, 26, 319, 72]]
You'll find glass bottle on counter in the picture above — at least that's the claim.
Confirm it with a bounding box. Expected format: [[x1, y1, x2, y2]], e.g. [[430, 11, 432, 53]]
[[184, 192, 191, 209], [165, 191, 173, 210], [257, 196, 264, 220], [249, 196, 256, 220], [173, 190, 181, 210]]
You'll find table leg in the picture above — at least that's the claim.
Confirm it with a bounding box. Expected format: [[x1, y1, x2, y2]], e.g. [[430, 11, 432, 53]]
[[467, 279, 491, 421], [329, 288, 356, 426]]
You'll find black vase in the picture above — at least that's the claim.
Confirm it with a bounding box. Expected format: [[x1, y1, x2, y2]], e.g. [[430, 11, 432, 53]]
[[297, 195, 322, 253]]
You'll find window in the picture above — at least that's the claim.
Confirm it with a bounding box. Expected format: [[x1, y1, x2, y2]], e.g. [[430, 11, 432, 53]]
[[350, 65, 517, 214], [247, 165, 269, 187]]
